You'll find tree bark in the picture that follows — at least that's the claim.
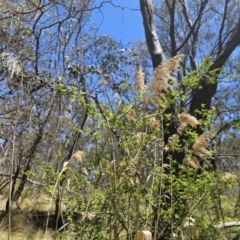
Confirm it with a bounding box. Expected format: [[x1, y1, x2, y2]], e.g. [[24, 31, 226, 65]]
[[189, 17, 240, 116], [139, 0, 165, 69]]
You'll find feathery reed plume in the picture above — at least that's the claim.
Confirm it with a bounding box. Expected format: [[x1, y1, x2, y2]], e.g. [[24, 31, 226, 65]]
[[135, 132, 146, 143], [126, 109, 136, 122], [72, 150, 86, 162], [0, 52, 23, 77], [188, 160, 199, 170], [177, 112, 200, 134], [148, 79, 172, 94], [137, 230, 152, 240], [221, 172, 237, 182], [83, 212, 96, 221], [168, 134, 179, 151], [81, 167, 88, 176], [61, 161, 70, 174], [135, 64, 146, 90], [148, 117, 161, 130], [147, 81, 170, 106], [147, 54, 185, 105], [163, 145, 170, 152], [64, 161, 72, 178], [154, 54, 185, 83], [192, 132, 211, 158], [188, 157, 200, 170]]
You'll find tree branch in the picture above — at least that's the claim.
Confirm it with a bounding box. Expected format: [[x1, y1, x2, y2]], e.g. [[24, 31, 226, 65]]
[[218, 0, 230, 55], [176, 0, 208, 53], [190, 17, 240, 115], [180, 0, 192, 28], [179, 0, 199, 70], [215, 222, 240, 228], [165, 0, 177, 56]]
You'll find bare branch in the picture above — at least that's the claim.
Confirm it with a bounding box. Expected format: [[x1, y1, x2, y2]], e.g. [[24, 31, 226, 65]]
[[176, 0, 208, 53], [218, 0, 230, 55], [165, 0, 177, 56], [215, 222, 240, 228], [179, 0, 198, 70], [180, 0, 192, 28]]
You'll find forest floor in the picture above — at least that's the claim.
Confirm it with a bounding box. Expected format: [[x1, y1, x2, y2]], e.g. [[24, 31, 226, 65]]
[[0, 184, 56, 240]]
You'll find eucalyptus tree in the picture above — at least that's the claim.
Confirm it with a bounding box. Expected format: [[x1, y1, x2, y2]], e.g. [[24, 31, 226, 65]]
[[139, 0, 240, 239]]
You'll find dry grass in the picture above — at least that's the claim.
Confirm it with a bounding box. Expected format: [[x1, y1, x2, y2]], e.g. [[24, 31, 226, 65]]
[[0, 179, 60, 213], [20, 192, 55, 212], [0, 210, 54, 240], [0, 195, 7, 212], [0, 229, 54, 240]]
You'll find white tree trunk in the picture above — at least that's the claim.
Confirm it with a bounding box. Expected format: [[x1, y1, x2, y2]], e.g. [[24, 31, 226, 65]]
[[139, 0, 165, 69]]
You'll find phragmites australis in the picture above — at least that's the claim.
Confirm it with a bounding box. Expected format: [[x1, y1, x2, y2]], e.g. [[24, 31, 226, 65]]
[[177, 112, 201, 134], [134, 64, 146, 90], [72, 150, 86, 162], [147, 54, 185, 104], [192, 132, 211, 158]]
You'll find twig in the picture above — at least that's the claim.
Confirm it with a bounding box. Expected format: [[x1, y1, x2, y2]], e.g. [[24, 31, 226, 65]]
[[214, 222, 240, 228], [57, 222, 69, 232]]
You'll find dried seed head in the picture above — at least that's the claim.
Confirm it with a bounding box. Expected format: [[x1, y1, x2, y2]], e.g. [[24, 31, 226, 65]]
[[192, 133, 211, 158], [135, 65, 146, 90], [126, 109, 136, 122], [168, 134, 179, 151], [178, 112, 200, 127], [81, 167, 88, 176], [177, 113, 200, 134], [148, 117, 161, 130], [153, 54, 185, 83], [221, 172, 237, 182], [147, 55, 185, 105], [72, 151, 86, 162], [135, 132, 146, 143], [188, 158, 200, 170]]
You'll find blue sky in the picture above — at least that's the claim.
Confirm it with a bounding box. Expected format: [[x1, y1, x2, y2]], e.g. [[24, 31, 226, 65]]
[[92, 0, 145, 43]]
